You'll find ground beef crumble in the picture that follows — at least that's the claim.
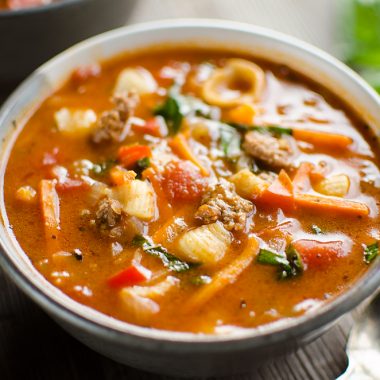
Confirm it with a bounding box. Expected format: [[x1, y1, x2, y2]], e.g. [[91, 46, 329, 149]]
[[95, 198, 122, 229], [91, 92, 138, 144], [195, 179, 254, 231], [243, 131, 293, 169]]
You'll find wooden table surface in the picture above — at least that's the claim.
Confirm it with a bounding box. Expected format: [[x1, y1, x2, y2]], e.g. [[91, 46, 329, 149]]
[[0, 1, 363, 379]]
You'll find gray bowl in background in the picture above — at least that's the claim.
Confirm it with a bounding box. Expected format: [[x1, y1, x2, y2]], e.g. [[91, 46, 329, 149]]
[[0, 0, 135, 91]]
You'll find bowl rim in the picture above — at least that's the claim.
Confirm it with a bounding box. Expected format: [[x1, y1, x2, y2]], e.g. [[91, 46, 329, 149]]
[[0, 18, 380, 350], [0, 0, 89, 17]]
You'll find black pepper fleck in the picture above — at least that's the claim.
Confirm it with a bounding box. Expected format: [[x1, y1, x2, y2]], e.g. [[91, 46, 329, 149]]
[[73, 248, 83, 261]]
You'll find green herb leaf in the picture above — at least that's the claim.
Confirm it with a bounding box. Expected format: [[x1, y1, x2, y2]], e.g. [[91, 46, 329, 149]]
[[257, 245, 303, 280], [134, 157, 150, 179], [132, 235, 194, 272], [257, 248, 289, 267], [190, 275, 212, 286], [131, 234, 149, 247], [311, 225, 323, 235], [257, 125, 293, 136], [154, 85, 213, 135], [225, 122, 250, 132], [364, 242, 379, 264], [282, 244, 304, 279], [219, 124, 241, 157], [226, 122, 293, 137], [154, 96, 183, 135]]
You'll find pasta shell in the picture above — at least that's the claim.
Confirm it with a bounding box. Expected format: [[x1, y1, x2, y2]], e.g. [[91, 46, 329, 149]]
[[54, 108, 97, 136], [114, 67, 157, 95], [112, 180, 156, 221], [314, 174, 350, 197], [229, 169, 269, 199], [120, 276, 179, 323], [176, 221, 231, 265]]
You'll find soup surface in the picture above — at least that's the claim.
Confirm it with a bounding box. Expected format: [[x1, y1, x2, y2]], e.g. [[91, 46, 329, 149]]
[[4, 49, 380, 333]]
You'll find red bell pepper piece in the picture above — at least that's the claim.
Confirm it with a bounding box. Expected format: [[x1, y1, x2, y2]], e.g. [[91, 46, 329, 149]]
[[107, 264, 151, 288]]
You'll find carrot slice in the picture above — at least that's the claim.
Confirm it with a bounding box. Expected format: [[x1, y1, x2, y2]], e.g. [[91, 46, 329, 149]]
[[109, 166, 136, 186], [39, 179, 60, 254], [292, 162, 313, 193], [293, 239, 344, 269], [152, 205, 190, 244], [118, 145, 151, 168], [293, 129, 352, 149], [184, 237, 259, 312], [169, 134, 209, 176], [294, 193, 369, 216], [39, 179, 60, 231], [142, 167, 173, 220], [226, 103, 256, 125], [259, 170, 294, 210]]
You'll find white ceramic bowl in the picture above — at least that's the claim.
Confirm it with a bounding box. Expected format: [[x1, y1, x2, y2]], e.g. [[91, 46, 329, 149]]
[[0, 19, 380, 377]]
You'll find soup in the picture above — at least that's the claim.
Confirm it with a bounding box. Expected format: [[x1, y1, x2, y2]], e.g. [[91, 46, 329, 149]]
[[4, 49, 379, 333]]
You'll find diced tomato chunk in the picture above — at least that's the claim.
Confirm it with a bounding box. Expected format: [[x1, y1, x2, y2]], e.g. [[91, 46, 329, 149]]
[[118, 145, 151, 168], [71, 63, 101, 85], [107, 264, 151, 288], [162, 161, 205, 201], [56, 179, 90, 192], [293, 239, 344, 269]]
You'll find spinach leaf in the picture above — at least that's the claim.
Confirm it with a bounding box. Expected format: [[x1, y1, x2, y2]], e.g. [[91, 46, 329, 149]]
[[154, 96, 183, 135], [257, 248, 289, 267], [257, 245, 303, 279], [364, 242, 379, 264], [255, 125, 293, 136], [282, 244, 304, 279], [154, 85, 213, 135], [134, 157, 150, 179], [227, 122, 293, 136], [132, 235, 194, 272]]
